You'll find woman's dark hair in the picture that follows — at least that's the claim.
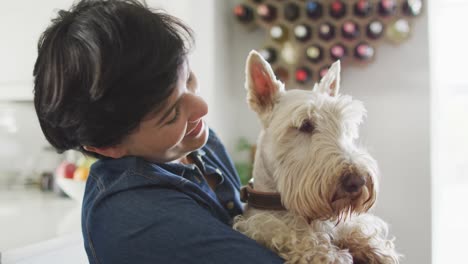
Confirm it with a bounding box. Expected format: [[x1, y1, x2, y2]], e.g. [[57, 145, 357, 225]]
[[33, 0, 194, 158]]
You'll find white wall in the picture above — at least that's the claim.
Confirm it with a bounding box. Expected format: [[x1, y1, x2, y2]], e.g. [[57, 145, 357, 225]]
[[212, 1, 431, 264]]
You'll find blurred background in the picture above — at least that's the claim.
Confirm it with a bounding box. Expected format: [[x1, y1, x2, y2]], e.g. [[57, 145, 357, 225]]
[[0, 0, 466, 263]]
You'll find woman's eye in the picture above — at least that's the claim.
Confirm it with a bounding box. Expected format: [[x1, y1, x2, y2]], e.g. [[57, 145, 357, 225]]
[[166, 108, 180, 125], [299, 120, 315, 133]]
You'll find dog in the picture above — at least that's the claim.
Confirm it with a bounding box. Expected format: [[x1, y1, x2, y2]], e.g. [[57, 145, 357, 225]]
[[233, 50, 400, 264]]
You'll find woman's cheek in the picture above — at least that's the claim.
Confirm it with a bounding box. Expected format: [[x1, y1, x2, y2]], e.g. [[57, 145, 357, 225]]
[[165, 121, 187, 147]]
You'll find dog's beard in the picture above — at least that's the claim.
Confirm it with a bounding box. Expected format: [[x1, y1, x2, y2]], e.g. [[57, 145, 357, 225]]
[[330, 181, 376, 223], [277, 165, 377, 221], [280, 177, 376, 223]]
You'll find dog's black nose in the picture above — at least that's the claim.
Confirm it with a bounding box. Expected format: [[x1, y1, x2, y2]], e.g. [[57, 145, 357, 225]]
[[342, 173, 366, 193]]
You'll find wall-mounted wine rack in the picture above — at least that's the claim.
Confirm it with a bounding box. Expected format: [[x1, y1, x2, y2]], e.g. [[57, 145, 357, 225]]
[[234, 0, 423, 88]]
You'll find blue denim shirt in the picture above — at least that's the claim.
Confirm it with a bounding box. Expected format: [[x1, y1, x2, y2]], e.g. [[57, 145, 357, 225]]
[[81, 129, 284, 264]]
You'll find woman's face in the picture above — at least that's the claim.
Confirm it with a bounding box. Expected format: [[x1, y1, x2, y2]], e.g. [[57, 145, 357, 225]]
[[119, 60, 209, 163]]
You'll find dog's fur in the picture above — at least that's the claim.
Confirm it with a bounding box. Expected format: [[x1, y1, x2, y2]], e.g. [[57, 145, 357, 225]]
[[233, 51, 400, 264]]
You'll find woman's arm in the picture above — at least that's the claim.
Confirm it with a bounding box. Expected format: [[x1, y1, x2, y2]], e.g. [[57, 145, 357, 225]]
[[84, 187, 284, 264]]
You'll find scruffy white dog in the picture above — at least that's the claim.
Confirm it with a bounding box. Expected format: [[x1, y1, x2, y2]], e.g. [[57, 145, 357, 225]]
[[233, 51, 400, 264]]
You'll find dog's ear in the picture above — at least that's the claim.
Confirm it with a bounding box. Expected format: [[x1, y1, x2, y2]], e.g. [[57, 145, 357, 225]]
[[245, 50, 284, 114], [314, 60, 341, 97]]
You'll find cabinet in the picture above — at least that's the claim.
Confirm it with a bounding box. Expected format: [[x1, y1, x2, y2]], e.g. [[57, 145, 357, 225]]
[[0, 0, 74, 101]]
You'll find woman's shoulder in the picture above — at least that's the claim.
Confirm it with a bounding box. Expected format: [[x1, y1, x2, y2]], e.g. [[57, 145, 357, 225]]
[[206, 127, 223, 147], [82, 157, 189, 214], [203, 128, 230, 157], [88, 156, 185, 185], [201, 128, 240, 186]]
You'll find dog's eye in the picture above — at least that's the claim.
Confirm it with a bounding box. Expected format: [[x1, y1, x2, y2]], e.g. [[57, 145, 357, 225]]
[[299, 120, 315, 133]]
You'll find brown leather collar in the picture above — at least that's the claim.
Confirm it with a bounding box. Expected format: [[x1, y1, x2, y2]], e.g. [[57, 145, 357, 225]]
[[240, 182, 286, 211]]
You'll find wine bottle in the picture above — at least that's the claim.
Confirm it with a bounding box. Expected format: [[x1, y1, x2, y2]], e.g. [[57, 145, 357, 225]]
[[354, 0, 372, 17], [330, 0, 346, 19], [354, 42, 374, 60], [234, 5, 254, 23], [294, 24, 312, 42], [318, 22, 335, 40], [378, 0, 396, 16], [366, 20, 384, 39], [402, 0, 422, 16], [259, 47, 277, 64], [270, 24, 288, 42], [295, 67, 312, 84], [306, 1, 323, 20], [274, 67, 289, 83], [387, 19, 411, 43], [257, 4, 277, 22], [342, 21, 360, 40], [284, 2, 300, 22], [330, 43, 347, 60], [306, 45, 323, 63]]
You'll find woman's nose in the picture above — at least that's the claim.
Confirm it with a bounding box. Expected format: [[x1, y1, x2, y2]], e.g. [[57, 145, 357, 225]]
[[187, 95, 208, 122]]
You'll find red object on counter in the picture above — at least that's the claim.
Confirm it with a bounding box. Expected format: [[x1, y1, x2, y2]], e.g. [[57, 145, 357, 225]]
[[56, 162, 77, 179]]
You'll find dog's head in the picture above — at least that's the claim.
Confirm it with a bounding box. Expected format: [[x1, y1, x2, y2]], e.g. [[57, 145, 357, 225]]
[[245, 50, 378, 221]]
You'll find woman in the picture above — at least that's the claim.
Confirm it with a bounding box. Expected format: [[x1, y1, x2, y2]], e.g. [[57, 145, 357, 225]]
[[33, 0, 284, 263]]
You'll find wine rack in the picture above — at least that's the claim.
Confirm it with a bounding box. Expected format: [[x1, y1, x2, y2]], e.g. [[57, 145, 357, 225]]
[[234, 0, 423, 88]]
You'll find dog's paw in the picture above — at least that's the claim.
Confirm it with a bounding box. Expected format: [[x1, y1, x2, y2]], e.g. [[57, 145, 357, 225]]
[[352, 250, 400, 264], [316, 250, 353, 264], [284, 249, 352, 264], [342, 235, 401, 264], [333, 250, 354, 264], [338, 235, 401, 264], [334, 214, 401, 264]]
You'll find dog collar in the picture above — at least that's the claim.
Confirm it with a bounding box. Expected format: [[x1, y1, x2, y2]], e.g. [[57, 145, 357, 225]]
[[240, 182, 286, 211]]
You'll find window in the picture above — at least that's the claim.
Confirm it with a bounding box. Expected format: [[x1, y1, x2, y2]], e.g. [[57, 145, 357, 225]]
[[430, 0, 468, 263]]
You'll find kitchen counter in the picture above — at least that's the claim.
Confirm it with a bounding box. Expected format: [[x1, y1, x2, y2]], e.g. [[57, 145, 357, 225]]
[[0, 186, 81, 252], [2, 232, 87, 264]]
